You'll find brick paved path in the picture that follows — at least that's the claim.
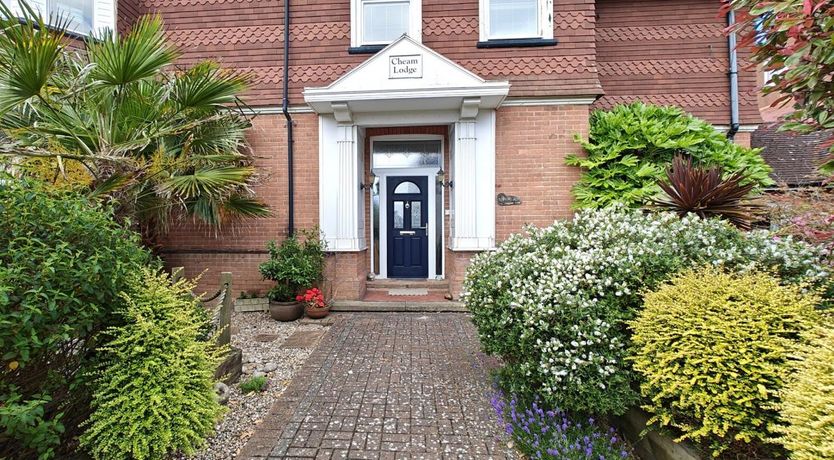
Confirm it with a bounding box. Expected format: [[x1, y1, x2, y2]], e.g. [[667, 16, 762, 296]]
[[238, 313, 515, 460]]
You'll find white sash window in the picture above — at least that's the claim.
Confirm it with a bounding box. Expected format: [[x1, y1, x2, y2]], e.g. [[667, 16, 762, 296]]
[[479, 0, 553, 41], [351, 0, 422, 47], [2, 0, 114, 35]]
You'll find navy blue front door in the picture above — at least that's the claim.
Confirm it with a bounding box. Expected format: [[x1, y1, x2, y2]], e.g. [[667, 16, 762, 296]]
[[387, 176, 429, 278]]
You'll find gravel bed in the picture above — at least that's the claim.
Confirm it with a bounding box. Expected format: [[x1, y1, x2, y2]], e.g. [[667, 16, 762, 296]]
[[185, 312, 329, 460]]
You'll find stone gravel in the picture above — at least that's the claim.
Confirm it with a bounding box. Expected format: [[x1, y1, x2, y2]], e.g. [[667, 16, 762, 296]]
[[184, 312, 330, 460]]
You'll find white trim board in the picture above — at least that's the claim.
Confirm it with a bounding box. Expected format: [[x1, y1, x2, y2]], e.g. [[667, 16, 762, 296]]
[[501, 97, 597, 107]]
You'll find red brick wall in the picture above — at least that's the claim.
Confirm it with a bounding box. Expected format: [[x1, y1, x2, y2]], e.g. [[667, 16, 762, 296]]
[[734, 132, 752, 148], [159, 112, 320, 294], [117, 0, 145, 33], [125, 0, 601, 106], [323, 251, 368, 301], [594, 0, 762, 126], [495, 105, 588, 241]]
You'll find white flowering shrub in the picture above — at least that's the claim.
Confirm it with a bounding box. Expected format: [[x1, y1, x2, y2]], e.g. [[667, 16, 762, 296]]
[[463, 208, 830, 415]]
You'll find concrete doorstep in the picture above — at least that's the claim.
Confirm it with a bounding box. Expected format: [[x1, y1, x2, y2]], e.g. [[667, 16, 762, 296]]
[[330, 299, 467, 312]]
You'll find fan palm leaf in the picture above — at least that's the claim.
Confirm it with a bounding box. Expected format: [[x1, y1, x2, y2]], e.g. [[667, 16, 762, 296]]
[[156, 166, 256, 199], [170, 62, 248, 111], [86, 15, 177, 86], [0, 1, 268, 236], [0, 2, 66, 112]]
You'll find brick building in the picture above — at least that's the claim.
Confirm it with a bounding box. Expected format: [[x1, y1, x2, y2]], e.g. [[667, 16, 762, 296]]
[[7, 0, 764, 299]]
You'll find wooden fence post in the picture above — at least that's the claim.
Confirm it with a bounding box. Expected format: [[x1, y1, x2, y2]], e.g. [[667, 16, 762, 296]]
[[218, 272, 233, 347]]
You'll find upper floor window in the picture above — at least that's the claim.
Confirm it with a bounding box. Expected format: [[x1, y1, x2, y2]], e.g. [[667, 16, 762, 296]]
[[48, 0, 94, 35], [478, 0, 553, 43], [351, 0, 421, 48], [2, 0, 112, 36]]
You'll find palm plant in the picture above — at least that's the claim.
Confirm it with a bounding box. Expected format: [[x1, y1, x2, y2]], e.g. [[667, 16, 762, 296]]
[[651, 155, 763, 230], [0, 1, 268, 243]]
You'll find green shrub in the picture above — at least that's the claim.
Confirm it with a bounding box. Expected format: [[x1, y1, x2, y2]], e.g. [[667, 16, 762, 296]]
[[773, 322, 834, 460], [259, 229, 325, 301], [566, 103, 773, 208], [240, 376, 268, 394], [630, 268, 819, 457], [463, 208, 829, 416], [0, 179, 151, 458], [80, 268, 225, 460]]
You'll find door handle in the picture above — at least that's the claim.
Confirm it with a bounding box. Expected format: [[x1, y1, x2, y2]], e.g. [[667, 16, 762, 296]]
[[400, 230, 416, 235]]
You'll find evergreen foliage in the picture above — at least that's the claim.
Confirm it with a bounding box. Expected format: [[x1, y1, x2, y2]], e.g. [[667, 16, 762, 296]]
[[773, 322, 834, 460], [80, 269, 225, 460], [566, 103, 773, 208], [630, 268, 819, 457], [0, 179, 151, 458]]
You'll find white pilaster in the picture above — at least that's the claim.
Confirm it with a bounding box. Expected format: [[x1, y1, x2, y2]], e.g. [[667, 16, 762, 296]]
[[450, 110, 496, 250], [319, 116, 366, 251]]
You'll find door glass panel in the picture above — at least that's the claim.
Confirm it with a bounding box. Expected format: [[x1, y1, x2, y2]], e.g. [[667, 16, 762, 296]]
[[393, 201, 404, 229], [394, 181, 420, 194], [411, 201, 422, 228], [373, 140, 442, 169]]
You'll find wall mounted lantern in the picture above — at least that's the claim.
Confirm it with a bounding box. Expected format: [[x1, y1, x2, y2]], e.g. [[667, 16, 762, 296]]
[[436, 169, 453, 188]]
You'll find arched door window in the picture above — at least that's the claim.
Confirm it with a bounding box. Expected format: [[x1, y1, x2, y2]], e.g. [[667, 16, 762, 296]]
[[393, 181, 420, 194]]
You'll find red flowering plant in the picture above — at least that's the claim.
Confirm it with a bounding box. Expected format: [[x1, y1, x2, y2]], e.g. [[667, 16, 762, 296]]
[[297, 288, 327, 309]]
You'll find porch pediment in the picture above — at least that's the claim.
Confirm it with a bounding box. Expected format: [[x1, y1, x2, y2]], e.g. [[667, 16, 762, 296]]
[[303, 36, 510, 119]]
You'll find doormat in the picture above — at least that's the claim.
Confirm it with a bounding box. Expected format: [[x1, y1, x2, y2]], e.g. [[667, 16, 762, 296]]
[[388, 288, 429, 296]]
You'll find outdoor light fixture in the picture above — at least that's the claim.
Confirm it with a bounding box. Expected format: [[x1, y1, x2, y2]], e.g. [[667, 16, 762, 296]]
[[360, 172, 377, 191], [436, 169, 453, 188]]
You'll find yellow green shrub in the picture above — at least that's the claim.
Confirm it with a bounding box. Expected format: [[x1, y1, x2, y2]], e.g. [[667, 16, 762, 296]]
[[629, 268, 820, 457], [774, 323, 834, 460], [19, 156, 93, 188]]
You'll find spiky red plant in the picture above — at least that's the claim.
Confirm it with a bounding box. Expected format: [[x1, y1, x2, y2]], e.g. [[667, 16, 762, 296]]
[[651, 156, 762, 230]]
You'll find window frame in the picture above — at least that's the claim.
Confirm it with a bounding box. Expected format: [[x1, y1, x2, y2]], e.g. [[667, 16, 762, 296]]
[[46, 0, 95, 36], [478, 0, 553, 42], [350, 0, 422, 48], [2, 0, 114, 37]]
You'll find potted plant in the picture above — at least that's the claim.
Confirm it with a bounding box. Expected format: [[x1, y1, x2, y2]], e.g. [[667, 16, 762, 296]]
[[258, 229, 325, 322], [297, 287, 330, 319]]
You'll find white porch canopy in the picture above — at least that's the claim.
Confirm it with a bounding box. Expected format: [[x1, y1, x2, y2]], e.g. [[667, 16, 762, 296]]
[[303, 36, 509, 254], [304, 35, 510, 122]]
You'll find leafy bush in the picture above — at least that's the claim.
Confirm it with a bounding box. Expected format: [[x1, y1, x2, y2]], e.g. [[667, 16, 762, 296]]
[[463, 208, 829, 415], [773, 322, 834, 460], [566, 103, 773, 208], [767, 187, 834, 263], [240, 376, 268, 394], [259, 229, 325, 301], [80, 268, 225, 460], [630, 268, 819, 457], [652, 155, 762, 230], [0, 179, 151, 458], [491, 389, 632, 459]]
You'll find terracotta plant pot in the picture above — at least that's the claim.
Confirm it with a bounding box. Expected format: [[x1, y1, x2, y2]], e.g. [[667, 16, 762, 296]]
[[269, 301, 303, 322], [305, 305, 330, 319]]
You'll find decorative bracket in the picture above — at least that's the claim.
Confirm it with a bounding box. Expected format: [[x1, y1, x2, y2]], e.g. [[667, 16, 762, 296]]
[[460, 97, 481, 120], [331, 102, 353, 123]]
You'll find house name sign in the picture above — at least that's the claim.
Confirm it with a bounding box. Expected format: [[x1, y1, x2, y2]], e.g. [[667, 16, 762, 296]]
[[389, 54, 423, 79]]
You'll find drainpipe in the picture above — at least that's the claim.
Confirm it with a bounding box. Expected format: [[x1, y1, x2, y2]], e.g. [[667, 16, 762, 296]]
[[282, 0, 295, 236], [726, 8, 741, 140]]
